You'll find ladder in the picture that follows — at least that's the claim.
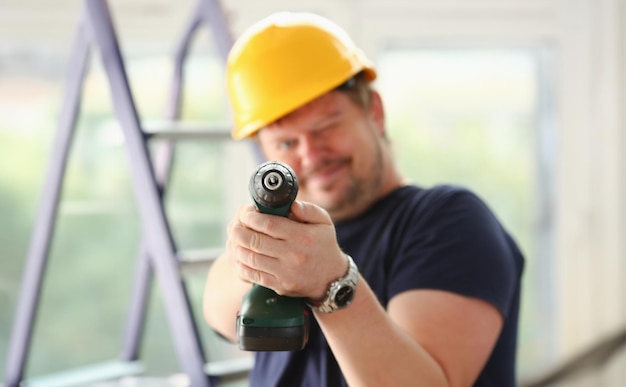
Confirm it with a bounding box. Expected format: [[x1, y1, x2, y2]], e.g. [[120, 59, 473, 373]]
[[3, 0, 252, 386]]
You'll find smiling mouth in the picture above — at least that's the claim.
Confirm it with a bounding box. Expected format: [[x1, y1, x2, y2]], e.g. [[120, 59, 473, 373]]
[[302, 160, 349, 188]]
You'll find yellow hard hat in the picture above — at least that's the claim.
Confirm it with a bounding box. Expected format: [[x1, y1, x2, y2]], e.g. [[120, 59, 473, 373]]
[[226, 12, 377, 140]]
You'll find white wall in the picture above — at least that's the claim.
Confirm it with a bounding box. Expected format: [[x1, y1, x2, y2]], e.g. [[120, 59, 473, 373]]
[[556, 0, 626, 362]]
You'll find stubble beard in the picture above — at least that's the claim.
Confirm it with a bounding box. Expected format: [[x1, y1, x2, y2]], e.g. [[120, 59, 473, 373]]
[[321, 143, 385, 221]]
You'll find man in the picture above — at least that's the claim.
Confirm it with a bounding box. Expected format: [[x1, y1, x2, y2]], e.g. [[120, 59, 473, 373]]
[[204, 11, 524, 387]]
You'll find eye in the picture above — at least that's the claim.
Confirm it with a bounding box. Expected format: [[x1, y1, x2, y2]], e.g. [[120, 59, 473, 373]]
[[278, 138, 297, 151], [315, 120, 341, 138]]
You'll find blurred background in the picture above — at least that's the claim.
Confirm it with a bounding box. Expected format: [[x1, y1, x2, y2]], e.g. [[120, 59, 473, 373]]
[[1, 0, 625, 386]]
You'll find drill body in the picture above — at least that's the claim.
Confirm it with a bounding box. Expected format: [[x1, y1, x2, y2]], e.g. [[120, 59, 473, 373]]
[[236, 161, 310, 351]]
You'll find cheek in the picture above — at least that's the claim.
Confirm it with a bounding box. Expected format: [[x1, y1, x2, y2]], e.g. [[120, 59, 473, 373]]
[[328, 128, 358, 154], [259, 142, 289, 163], [351, 132, 381, 166], [338, 127, 371, 155]]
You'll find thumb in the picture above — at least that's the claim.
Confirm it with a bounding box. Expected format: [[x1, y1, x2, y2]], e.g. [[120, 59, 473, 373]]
[[289, 200, 333, 225]]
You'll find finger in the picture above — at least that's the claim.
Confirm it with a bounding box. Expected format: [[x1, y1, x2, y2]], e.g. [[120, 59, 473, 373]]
[[229, 219, 288, 268], [240, 201, 331, 235], [226, 204, 256, 237], [238, 235, 280, 269], [235, 250, 276, 283], [240, 219, 288, 255], [239, 209, 294, 240], [288, 200, 333, 225]]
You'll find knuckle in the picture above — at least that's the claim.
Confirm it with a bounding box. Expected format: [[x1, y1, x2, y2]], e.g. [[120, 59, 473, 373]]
[[248, 232, 264, 252], [296, 230, 315, 248], [246, 249, 259, 268], [262, 215, 278, 232], [226, 220, 237, 236], [288, 248, 306, 265], [281, 279, 298, 293], [251, 270, 266, 287]]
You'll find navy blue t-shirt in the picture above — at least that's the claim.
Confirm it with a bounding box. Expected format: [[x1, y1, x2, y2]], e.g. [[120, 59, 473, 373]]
[[250, 185, 524, 387]]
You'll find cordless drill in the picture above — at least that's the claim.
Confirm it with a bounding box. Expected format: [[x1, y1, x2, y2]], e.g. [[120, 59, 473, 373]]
[[236, 161, 310, 351]]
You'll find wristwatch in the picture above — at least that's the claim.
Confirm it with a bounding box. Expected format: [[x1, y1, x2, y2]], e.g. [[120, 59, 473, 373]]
[[308, 254, 359, 313]]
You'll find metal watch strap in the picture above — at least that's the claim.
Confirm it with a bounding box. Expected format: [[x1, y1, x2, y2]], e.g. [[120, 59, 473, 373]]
[[308, 254, 359, 313]]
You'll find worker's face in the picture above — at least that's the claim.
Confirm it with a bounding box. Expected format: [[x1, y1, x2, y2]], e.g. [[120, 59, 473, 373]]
[[257, 90, 387, 221]]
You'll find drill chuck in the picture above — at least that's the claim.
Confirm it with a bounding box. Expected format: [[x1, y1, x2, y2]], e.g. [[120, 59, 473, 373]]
[[249, 161, 298, 216]]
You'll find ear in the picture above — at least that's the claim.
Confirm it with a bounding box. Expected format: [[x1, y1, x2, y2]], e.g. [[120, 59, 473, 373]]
[[369, 90, 386, 135]]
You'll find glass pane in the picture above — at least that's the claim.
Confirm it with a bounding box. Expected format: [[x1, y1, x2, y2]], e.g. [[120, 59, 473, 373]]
[[377, 48, 554, 377], [0, 44, 246, 379]]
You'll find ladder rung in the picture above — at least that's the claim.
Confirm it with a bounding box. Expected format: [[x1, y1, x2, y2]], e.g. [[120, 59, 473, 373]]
[[23, 360, 144, 387], [178, 247, 223, 276], [143, 121, 233, 141], [205, 356, 254, 378]]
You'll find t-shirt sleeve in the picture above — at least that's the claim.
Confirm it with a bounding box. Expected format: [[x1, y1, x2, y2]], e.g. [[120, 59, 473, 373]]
[[387, 186, 522, 318]]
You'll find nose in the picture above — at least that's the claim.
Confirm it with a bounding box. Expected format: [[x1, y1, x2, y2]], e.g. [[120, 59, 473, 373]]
[[297, 134, 326, 171]]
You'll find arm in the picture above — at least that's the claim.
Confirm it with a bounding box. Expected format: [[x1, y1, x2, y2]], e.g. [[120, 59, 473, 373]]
[[203, 253, 251, 342], [206, 199, 506, 386], [319, 190, 513, 386], [203, 206, 254, 341], [316, 280, 503, 387]]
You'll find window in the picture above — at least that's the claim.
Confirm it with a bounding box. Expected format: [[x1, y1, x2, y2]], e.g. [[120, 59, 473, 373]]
[[377, 47, 556, 377], [0, 46, 249, 380]]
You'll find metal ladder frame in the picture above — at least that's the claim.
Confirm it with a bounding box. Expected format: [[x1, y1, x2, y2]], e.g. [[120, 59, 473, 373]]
[[3, 0, 248, 385]]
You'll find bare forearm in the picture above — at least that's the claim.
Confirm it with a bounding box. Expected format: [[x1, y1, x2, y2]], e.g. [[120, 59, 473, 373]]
[[203, 254, 251, 342], [315, 277, 449, 387]]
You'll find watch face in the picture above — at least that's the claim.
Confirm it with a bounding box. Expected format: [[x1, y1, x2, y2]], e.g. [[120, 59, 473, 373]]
[[334, 286, 355, 307]]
